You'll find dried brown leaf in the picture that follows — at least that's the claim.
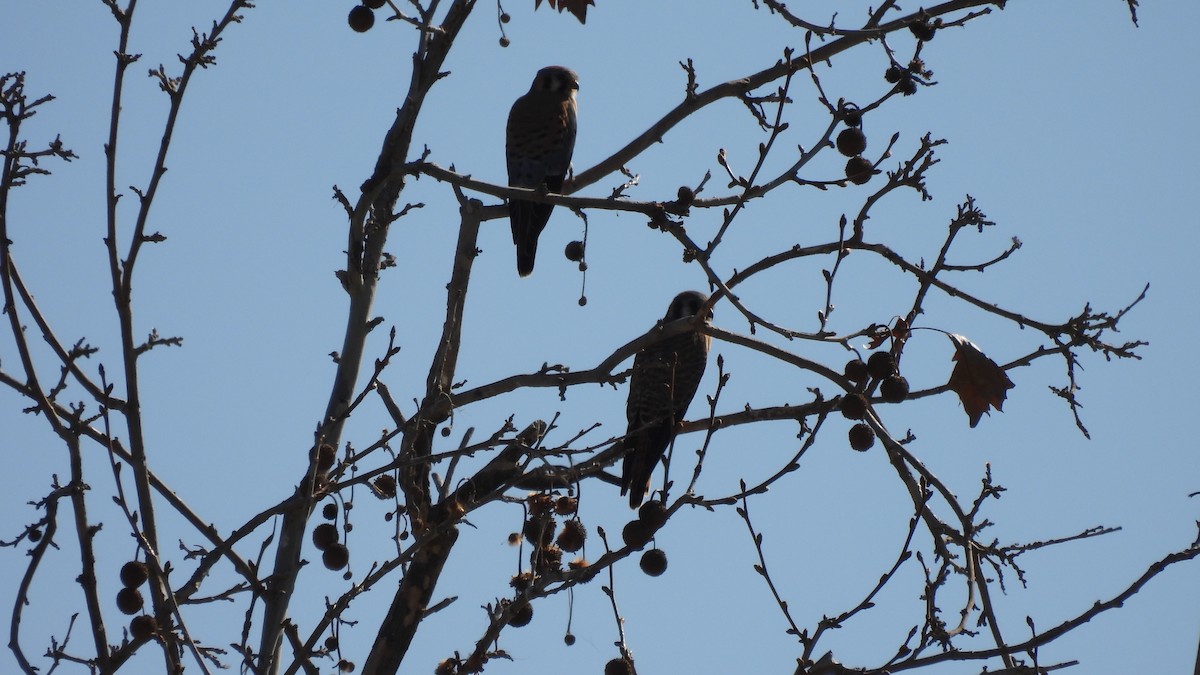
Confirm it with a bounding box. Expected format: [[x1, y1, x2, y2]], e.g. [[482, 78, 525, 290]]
[[866, 317, 908, 350], [946, 333, 1015, 428], [535, 0, 594, 24]]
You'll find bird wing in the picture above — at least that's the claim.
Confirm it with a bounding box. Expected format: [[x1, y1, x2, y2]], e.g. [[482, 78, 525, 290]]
[[506, 90, 576, 190]]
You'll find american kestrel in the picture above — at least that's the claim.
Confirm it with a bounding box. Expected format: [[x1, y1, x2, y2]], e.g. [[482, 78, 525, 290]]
[[620, 291, 713, 508], [506, 66, 579, 277]]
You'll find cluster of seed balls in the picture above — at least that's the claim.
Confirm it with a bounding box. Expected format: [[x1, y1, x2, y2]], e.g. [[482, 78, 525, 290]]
[[836, 15, 941, 184], [835, 107, 872, 186], [839, 351, 910, 451], [621, 499, 669, 575], [516, 492, 588, 587], [309, 449, 396, 672], [593, 500, 673, 675], [307, 444, 357, 573], [311, 502, 351, 572], [115, 560, 157, 641], [349, 0, 519, 44], [883, 17, 942, 95], [310, 456, 405, 574], [428, 493, 584, 672], [310, 447, 410, 577], [480, 493, 668, 674]]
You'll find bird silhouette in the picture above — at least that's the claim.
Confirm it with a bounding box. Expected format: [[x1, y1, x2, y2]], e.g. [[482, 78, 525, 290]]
[[621, 291, 712, 508], [506, 66, 579, 277]]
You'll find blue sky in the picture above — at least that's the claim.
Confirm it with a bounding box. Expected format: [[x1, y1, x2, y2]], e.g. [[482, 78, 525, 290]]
[[2, 1, 1198, 673]]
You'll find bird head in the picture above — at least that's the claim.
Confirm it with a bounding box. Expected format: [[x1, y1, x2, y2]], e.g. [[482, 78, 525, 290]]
[[665, 290, 713, 323], [531, 66, 580, 96]]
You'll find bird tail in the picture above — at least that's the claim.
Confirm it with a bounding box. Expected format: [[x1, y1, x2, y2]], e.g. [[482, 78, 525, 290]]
[[627, 483, 646, 509], [510, 200, 551, 277], [516, 237, 538, 277], [620, 459, 648, 509], [620, 428, 671, 509]]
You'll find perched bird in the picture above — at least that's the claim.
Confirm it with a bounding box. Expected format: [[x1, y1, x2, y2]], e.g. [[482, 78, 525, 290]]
[[506, 66, 579, 277], [620, 291, 713, 508]]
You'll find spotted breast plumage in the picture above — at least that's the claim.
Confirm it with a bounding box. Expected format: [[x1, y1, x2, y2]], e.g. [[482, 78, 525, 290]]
[[505, 65, 579, 277], [620, 291, 713, 508]]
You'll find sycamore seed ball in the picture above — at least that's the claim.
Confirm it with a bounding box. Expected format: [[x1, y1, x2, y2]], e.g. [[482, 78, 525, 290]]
[[880, 375, 910, 403], [849, 423, 876, 451], [323, 542, 350, 571], [565, 240, 585, 262], [844, 359, 869, 384], [845, 156, 873, 185], [839, 393, 868, 420], [867, 351, 897, 380], [130, 614, 157, 641], [637, 500, 668, 530], [836, 128, 867, 157], [120, 560, 149, 588], [604, 658, 633, 675], [116, 587, 144, 615], [508, 602, 534, 627], [640, 548, 668, 577], [347, 5, 375, 32]]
